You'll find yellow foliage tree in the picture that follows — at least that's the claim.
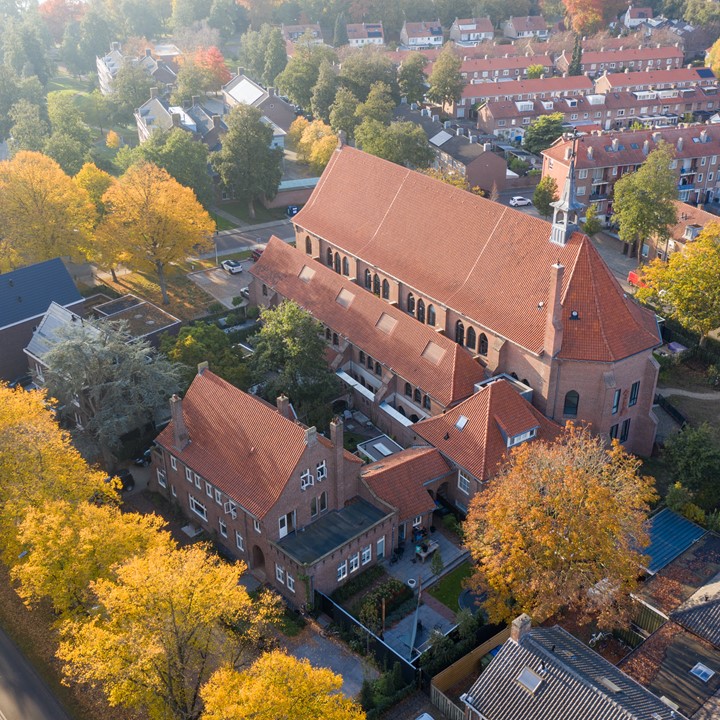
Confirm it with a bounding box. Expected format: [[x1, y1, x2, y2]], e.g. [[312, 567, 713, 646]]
[[98, 162, 214, 304], [464, 423, 656, 629], [58, 543, 282, 720], [705, 37, 720, 77], [287, 116, 309, 148], [105, 130, 121, 148], [295, 119, 336, 172], [0, 151, 95, 270], [201, 651, 366, 720], [74, 162, 114, 218], [0, 384, 114, 564], [12, 500, 172, 617]]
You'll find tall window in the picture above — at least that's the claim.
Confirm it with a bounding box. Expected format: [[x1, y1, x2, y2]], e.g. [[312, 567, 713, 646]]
[[563, 390, 579, 417], [359, 350, 365, 364], [327, 248, 333, 266], [455, 320, 465, 345], [374, 361, 381, 376], [364, 269, 371, 289], [342, 256, 350, 275], [305, 236, 312, 254], [381, 279, 390, 299], [332, 333, 339, 346], [407, 293, 415, 315], [466, 326, 476, 350], [427, 305, 436, 326], [417, 299, 425, 323], [367, 355, 373, 369], [373, 274, 380, 295], [337, 561, 348, 582], [319, 491, 327, 512], [189, 495, 207, 521], [620, 418, 631, 442], [405, 382, 412, 397], [414, 388, 421, 403], [479, 333, 488, 356], [458, 470, 471, 494], [629, 381, 640, 407], [311, 497, 318, 517], [334, 253, 341, 274], [611, 389, 621, 415], [423, 394, 431, 410]]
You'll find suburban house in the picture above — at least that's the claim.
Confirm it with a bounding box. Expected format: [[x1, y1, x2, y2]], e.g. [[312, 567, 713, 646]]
[[542, 125, 720, 213], [502, 16, 549, 41], [346, 23, 384, 47], [593, 67, 717, 94], [222, 71, 297, 133], [449, 17, 494, 45], [97, 43, 178, 96], [0, 258, 83, 382], [400, 20, 444, 49], [151, 367, 395, 606], [281, 24, 323, 44], [645, 200, 719, 261], [462, 614, 685, 720], [555, 44, 684, 76], [394, 104, 508, 193], [624, 5, 654, 28], [263, 145, 661, 455]]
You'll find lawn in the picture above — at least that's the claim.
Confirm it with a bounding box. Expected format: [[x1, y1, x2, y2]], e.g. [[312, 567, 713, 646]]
[[428, 560, 472, 613], [211, 212, 238, 231], [47, 74, 94, 93], [219, 201, 288, 224]]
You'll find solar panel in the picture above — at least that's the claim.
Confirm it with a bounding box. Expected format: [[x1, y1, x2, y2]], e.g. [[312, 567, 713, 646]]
[[696, 68, 715, 78]]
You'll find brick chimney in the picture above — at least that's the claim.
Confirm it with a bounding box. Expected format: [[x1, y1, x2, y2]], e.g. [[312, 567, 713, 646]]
[[212, 114, 222, 129], [305, 426, 317, 446], [276, 394, 292, 420], [330, 417, 353, 506], [237, 66, 245, 77], [145, 47, 152, 57], [191, 95, 199, 106], [169, 394, 189, 451], [150, 87, 158, 99], [511, 613, 532, 642], [544, 263, 564, 358]]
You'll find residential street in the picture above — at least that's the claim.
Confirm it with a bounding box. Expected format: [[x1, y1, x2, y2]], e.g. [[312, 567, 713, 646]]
[[0, 626, 71, 720]]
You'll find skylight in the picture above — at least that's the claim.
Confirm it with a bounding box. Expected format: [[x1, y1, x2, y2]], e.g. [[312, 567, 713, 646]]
[[421, 341, 446, 365], [690, 662, 715, 682], [335, 288, 354, 308], [375, 312, 398, 334], [298, 265, 316, 283], [598, 677, 622, 694], [455, 415, 469, 431], [517, 667, 543, 694]]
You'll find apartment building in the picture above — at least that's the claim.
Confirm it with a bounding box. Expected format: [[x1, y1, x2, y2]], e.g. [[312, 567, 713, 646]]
[[555, 44, 683, 77]]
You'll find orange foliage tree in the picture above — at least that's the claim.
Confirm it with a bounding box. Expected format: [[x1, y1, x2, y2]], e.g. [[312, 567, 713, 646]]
[[195, 46, 232, 87], [562, 0, 626, 34]]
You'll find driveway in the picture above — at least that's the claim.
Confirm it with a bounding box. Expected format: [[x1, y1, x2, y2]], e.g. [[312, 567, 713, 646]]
[[188, 266, 251, 308]]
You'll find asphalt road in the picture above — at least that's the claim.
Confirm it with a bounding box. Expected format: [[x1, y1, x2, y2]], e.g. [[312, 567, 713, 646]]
[[0, 626, 71, 720], [213, 219, 296, 258]]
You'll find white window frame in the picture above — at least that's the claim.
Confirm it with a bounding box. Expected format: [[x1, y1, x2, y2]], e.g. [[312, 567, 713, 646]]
[[350, 553, 360, 573], [362, 545, 372, 564], [157, 469, 167, 488], [194, 473, 201, 489], [286, 574, 295, 592], [578, 169, 588, 179], [458, 470, 471, 495], [253, 519, 261, 533], [413, 515, 423, 527], [377, 536, 385, 559], [300, 469, 314, 490], [171, 484, 176, 497], [205, 481, 213, 498], [219, 517, 227, 537], [316, 460, 327, 481], [235, 530, 244, 551], [337, 560, 348, 581], [189, 495, 207, 521], [214, 488, 222, 505], [185, 467, 192, 482], [275, 564, 285, 584], [170, 456, 177, 471]]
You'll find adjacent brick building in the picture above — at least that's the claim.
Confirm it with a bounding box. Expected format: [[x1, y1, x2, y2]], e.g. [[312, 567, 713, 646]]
[[594, 66, 717, 94], [555, 44, 683, 76]]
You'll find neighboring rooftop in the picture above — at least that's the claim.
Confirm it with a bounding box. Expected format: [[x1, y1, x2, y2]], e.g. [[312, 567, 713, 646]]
[[346, 22, 384, 41], [25, 302, 98, 362], [671, 571, 720, 648], [357, 434, 404, 462], [92, 294, 181, 338], [643, 508, 706, 575]]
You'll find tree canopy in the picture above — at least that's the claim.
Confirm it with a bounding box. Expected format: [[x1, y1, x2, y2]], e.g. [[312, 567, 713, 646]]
[[355, 119, 433, 169], [464, 423, 656, 628], [523, 113, 565, 155], [426, 44, 463, 107], [398, 53, 428, 105], [533, 176, 559, 218]]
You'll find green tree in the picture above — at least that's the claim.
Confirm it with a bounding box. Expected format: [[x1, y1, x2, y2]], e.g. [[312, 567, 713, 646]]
[[522, 113, 565, 155], [208, 0, 246, 39], [44, 320, 180, 467], [0, 67, 45, 141], [171, 62, 215, 105], [8, 99, 49, 153], [275, 45, 336, 108], [211, 104, 283, 219], [636, 226, 720, 346], [250, 300, 341, 429], [533, 176, 558, 218], [398, 52, 428, 105], [2, 16, 53, 85], [568, 35, 583, 76], [355, 119, 434, 168], [613, 142, 678, 260], [60, 20, 84, 75], [338, 48, 398, 102], [43, 132, 87, 175], [329, 86, 360, 139], [333, 11, 348, 46], [582, 203, 602, 236], [355, 80, 394, 125], [310, 59, 338, 123], [263, 26, 287, 87], [47, 91, 93, 147], [526, 63, 544, 79], [111, 62, 153, 118], [426, 44, 463, 108], [76, 7, 116, 74]]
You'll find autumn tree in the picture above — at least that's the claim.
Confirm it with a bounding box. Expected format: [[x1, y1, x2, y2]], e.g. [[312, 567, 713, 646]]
[[636, 226, 720, 346], [201, 651, 366, 720], [0, 151, 94, 270], [12, 500, 172, 617], [211, 105, 283, 219], [464, 423, 656, 628], [582, 203, 602, 236], [292, 118, 337, 173], [355, 119, 433, 169], [172, 61, 216, 105], [195, 46, 231, 86], [523, 113, 565, 155], [613, 142, 678, 260], [98, 162, 214, 303], [329, 86, 360, 139], [421, 167, 470, 191], [562, 0, 625, 35], [533, 176, 559, 218], [568, 35, 583, 76], [398, 52, 428, 105], [58, 543, 282, 720], [426, 44, 463, 108], [74, 162, 114, 216], [526, 63, 544, 79]]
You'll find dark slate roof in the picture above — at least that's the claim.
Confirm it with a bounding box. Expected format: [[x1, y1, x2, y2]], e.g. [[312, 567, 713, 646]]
[[0, 258, 82, 329], [644, 508, 707, 575], [671, 571, 720, 648], [464, 624, 686, 720]]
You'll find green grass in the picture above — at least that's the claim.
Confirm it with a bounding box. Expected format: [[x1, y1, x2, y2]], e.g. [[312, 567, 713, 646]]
[[428, 560, 472, 613], [641, 454, 675, 501], [219, 201, 288, 224], [211, 212, 237, 231], [47, 74, 94, 93]]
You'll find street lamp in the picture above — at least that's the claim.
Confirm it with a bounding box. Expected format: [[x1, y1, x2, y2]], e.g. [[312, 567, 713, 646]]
[[214, 230, 219, 266]]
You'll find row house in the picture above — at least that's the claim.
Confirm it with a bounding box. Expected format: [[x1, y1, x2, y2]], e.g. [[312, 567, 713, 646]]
[[594, 66, 717, 94], [346, 23, 384, 47], [400, 20, 444, 49], [151, 368, 394, 607], [502, 15, 549, 40], [281, 24, 323, 44], [453, 54, 554, 83], [555, 44, 683, 77], [542, 125, 720, 213], [453, 74, 594, 119], [449, 17, 494, 45], [288, 146, 661, 455]]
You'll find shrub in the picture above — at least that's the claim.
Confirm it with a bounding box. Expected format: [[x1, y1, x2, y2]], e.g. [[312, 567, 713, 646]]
[[246, 305, 260, 320], [331, 565, 384, 604], [207, 301, 224, 314], [353, 578, 413, 622]]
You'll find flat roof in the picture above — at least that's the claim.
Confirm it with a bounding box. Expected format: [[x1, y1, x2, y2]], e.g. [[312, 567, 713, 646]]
[[276, 499, 389, 565], [644, 508, 706, 575], [357, 434, 404, 462]]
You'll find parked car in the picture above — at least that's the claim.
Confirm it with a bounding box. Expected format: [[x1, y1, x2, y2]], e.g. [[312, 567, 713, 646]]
[[252, 248, 264, 262], [133, 448, 152, 467], [221, 259, 243, 274], [240, 287, 250, 299], [509, 196, 532, 207], [104, 468, 135, 492]]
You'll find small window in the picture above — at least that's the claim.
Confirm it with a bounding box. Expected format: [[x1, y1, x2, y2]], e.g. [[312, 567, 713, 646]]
[[194, 473, 202, 489], [427, 305, 436, 326], [316, 460, 327, 481], [361, 545, 372, 564], [413, 515, 423, 527], [364, 269, 372, 289], [359, 350, 365, 364], [305, 236, 312, 254], [367, 355, 373, 370], [414, 388, 421, 403], [205, 481, 213, 498], [373, 274, 380, 295], [479, 333, 488, 356], [459, 470, 471, 494], [417, 299, 425, 323], [157, 469, 167, 488], [185, 467, 193, 482], [219, 518, 227, 538], [629, 381, 640, 407], [325, 327, 331, 340], [275, 564, 285, 584], [377, 536, 385, 559], [332, 332, 339, 346], [342, 256, 349, 275], [466, 326, 476, 350], [610, 424, 619, 440], [171, 484, 176, 497], [382, 279, 390, 299], [311, 496, 318, 517], [326, 248, 333, 266], [563, 390, 579, 417], [215, 488, 222, 504], [690, 663, 715, 682], [253, 519, 261, 533], [286, 574, 295, 592], [334, 253, 341, 273], [337, 560, 348, 581], [301, 469, 314, 490], [578, 169, 588, 179], [611, 389, 621, 415], [423, 395, 431, 410], [405, 382, 412, 397], [350, 553, 360, 573], [455, 320, 465, 345], [235, 530, 244, 551], [189, 495, 207, 521], [407, 293, 415, 314], [620, 418, 631, 443], [262, 284, 268, 297], [319, 491, 327, 512], [374, 361, 381, 376], [170, 456, 177, 470]]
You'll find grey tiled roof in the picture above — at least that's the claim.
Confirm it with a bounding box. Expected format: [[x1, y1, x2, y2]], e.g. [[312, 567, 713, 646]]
[[671, 572, 720, 648], [464, 625, 688, 720]]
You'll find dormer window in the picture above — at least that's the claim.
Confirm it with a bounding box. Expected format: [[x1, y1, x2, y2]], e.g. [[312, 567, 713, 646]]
[[508, 427, 538, 448]]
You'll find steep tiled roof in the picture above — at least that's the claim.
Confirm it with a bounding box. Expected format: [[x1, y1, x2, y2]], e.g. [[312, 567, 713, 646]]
[[671, 573, 720, 647], [294, 147, 660, 361], [414, 379, 560, 480], [156, 370, 331, 518], [347, 23, 384, 40], [403, 20, 443, 38], [628, 6, 654, 19], [575, 46, 683, 65], [250, 237, 484, 407], [462, 75, 593, 100], [670, 201, 719, 242], [466, 624, 684, 720], [361, 447, 450, 521], [507, 15, 547, 32]]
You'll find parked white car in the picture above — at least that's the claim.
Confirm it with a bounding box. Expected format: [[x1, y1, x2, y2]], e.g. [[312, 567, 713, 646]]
[[509, 196, 532, 207], [221, 259, 243, 274]]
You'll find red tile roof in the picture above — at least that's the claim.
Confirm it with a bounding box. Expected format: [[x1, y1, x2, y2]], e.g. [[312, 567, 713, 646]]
[[461, 75, 593, 100], [597, 67, 716, 89], [507, 15, 547, 32], [293, 146, 660, 361], [403, 20, 443, 38], [347, 22, 384, 40], [454, 17, 494, 33], [576, 46, 683, 65], [414, 379, 561, 481], [627, 6, 653, 19], [155, 370, 353, 519], [361, 447, 449, 521], [670, 201, 720, 242], [250, 237, 485, 406]]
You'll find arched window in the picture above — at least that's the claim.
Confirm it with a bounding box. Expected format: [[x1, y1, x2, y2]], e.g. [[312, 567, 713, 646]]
[[407, 293, 415, 315], [405, 382, 412, 397], [325, 328, 331, 340], [342, 257, 349, 276], [427, 305, 436, 326], [364, 269, 372, 289], [563, 390, 579, 417], [359, 350, 365, 364], [334, 253, 341, 274], [305, 236, 312, 254], [414, 388, 421, 403], [478, 333, 488, 356], [332, 333, 338, 346], [423, 395, 431, 410], [373, 274, 380, 295], [367, 355, 373, 369], [382, 279, 390, 299], [455, 320, 465, 345], [326, 248, 333, 266], [466, 326, 476, 350], [374, 361, 381, 376], [417, 299, 426, 324]]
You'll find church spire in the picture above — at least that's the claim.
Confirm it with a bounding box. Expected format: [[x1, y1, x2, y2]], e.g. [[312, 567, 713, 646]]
[[550, 131, 585, 246]]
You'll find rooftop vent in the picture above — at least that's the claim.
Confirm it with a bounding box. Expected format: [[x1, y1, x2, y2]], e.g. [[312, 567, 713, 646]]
[[598, 677, 622, 694]]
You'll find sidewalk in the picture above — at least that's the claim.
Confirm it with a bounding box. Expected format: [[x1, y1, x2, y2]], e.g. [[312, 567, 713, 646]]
[[211, 206, 292, 234]]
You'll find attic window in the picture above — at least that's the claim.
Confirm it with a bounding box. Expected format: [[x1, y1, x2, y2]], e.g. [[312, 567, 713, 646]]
[[517, 667, 543, 694], [598, 677, 622, 694], [336, 288, 354, 308], [375, 312, 398, 334], [690, 663, 715, 682], [421, 341, 446, 365], [298, 265, 316, 283], [508, 427, 538, 448], [455, 415, 469, 431]]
